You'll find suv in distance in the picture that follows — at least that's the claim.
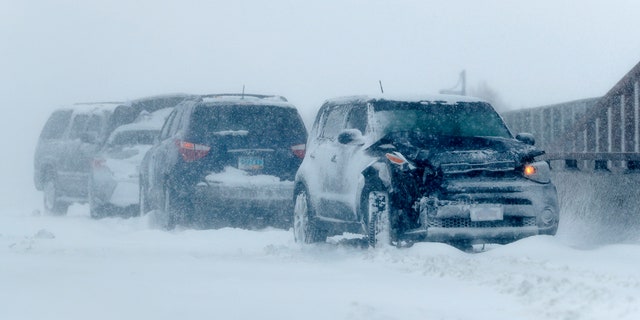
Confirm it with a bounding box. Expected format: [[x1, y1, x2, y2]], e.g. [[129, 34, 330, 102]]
[[139, 94, 308, 229], [293, 95, 559, 249], [34, 102, 123, 214], [34, 95, 191, 215]]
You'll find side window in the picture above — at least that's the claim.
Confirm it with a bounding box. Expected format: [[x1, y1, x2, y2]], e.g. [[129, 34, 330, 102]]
[[68, 114, 90, 140], [346, 104, 367, 134], [320, 105, 348, 140], [160, 110, 178, 140], [168, 107, 186, 137], [40, 110, 72, 140], [85, 114, 102, 136]]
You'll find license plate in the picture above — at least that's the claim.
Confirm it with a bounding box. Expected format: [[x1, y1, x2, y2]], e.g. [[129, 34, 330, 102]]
[[238, 156, 264, 170], [469, 205, 504, 221]]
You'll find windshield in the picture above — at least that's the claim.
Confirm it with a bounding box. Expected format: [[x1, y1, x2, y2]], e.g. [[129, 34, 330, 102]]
[[372, 101, 512, 139]]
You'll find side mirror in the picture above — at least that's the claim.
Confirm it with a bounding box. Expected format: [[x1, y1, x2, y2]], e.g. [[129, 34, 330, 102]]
[[337, 129, 364, 145], [516, 133, 535, 146]]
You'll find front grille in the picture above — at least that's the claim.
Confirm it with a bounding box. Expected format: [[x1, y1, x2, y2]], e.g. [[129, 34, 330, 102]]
[[427, 216, 537, 228], [447, 196, 532, 205]]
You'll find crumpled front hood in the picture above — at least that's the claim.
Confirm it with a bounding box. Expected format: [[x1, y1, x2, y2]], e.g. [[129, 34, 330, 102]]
[[373, 132, 543, 174]]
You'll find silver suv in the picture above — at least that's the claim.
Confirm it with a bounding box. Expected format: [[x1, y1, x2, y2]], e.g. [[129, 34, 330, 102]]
[[293, 94, 559, 249]]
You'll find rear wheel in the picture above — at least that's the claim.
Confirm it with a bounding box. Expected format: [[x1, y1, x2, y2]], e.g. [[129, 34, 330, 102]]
[[43, 175, 69, 215], [88, 199, 108, 219], [364, 189, 392, 248], [88, 180, 108, 219], [293, 190, 327, 244], [138, 179, 148, 217], [163, 186, 192, 229]]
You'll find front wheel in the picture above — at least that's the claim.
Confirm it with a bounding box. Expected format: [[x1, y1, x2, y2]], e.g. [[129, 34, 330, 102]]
[[293, 190, 327, 244], [365, 189, 392, 248]]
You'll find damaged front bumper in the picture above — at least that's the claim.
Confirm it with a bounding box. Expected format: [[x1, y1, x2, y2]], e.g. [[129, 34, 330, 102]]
[[402, 178, 559, 244]]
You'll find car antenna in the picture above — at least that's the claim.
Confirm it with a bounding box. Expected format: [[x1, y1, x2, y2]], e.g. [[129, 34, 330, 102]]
[[241, 85, 245, 99], [378, 80, 384, 94]]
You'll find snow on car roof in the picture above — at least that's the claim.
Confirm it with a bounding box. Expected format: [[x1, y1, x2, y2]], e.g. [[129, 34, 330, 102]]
[[200, 94, 295, 108], [115, 93, 193, 107], [69, 102, 123, 114], [324, 94, 488, 106], [111, 107, 173, 133]]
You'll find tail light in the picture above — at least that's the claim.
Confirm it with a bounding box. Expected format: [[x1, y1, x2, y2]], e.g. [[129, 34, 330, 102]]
[[291, 144, 306, 159], [92, 158, 106, 169], [176, 139, 211, 162]]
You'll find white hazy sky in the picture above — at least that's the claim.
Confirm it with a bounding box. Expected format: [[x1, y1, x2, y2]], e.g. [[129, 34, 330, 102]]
[[1, 0, 640, 208]]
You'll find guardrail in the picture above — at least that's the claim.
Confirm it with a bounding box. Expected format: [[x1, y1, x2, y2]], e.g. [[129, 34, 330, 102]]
[[542, 152, 640, 171], [502, 60, 640, 173]]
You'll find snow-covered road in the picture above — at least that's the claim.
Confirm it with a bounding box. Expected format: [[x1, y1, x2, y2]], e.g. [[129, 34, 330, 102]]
[[1, 202, 639, 320]]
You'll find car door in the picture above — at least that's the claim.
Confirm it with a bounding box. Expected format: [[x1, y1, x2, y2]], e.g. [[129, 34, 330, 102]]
[[146, 108, 180, 205], [57, 112, 90, 199], [332, 103, 370, 221], [308, 104, 350, 220]]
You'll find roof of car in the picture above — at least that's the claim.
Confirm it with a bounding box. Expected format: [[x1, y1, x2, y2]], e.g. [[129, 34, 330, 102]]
[[197, 93, 295, 109], [110, 107, 173, 134], [323, 94, 488, 106], [67, 102, 124, 114]]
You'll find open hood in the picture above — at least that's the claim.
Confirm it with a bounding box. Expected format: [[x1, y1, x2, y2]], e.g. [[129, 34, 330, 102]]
[[372, 132, 544, 174]]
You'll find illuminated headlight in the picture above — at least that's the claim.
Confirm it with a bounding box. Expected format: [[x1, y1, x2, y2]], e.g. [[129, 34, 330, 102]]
[[522, 161, 551, 183]]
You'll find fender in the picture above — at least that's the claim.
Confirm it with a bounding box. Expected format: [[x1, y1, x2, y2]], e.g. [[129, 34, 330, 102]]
[[356, 161, 392, 221]]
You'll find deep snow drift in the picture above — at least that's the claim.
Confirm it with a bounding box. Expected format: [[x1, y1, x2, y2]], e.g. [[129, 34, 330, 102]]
[[2, 184, 639, 320]]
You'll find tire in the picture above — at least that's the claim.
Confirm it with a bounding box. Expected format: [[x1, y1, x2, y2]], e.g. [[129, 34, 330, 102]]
[[89, 199, 107, 219], [43, 175, 69, 215], [163, 186, 192, 229], [138, 179, 148, 217], [293, 189, 327, 244], [364, 188, 392, 248], [88, 182, 107, 219]]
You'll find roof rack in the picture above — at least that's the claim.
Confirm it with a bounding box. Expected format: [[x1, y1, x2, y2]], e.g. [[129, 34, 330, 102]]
[[199, 93, 288, 102]]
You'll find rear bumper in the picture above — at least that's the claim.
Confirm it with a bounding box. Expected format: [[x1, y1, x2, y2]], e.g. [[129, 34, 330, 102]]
[[91, 173, 139, 208], [193, 180, 294, 227]]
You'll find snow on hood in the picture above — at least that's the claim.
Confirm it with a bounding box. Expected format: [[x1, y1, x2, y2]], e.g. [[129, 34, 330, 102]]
[[205, 166, 292, 186]]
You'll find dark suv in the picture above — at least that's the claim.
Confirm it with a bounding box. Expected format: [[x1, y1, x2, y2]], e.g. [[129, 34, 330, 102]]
[[293, 95, 559, 248], [139, 94, 308, 229], [34, 95, 191, 215]]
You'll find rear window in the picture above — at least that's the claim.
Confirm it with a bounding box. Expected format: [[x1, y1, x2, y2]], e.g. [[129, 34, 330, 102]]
[[372, 101, 512, 138], [189, 104, 307, 148], [109, 129, 159, 146], [40, 110, 72, 140]]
